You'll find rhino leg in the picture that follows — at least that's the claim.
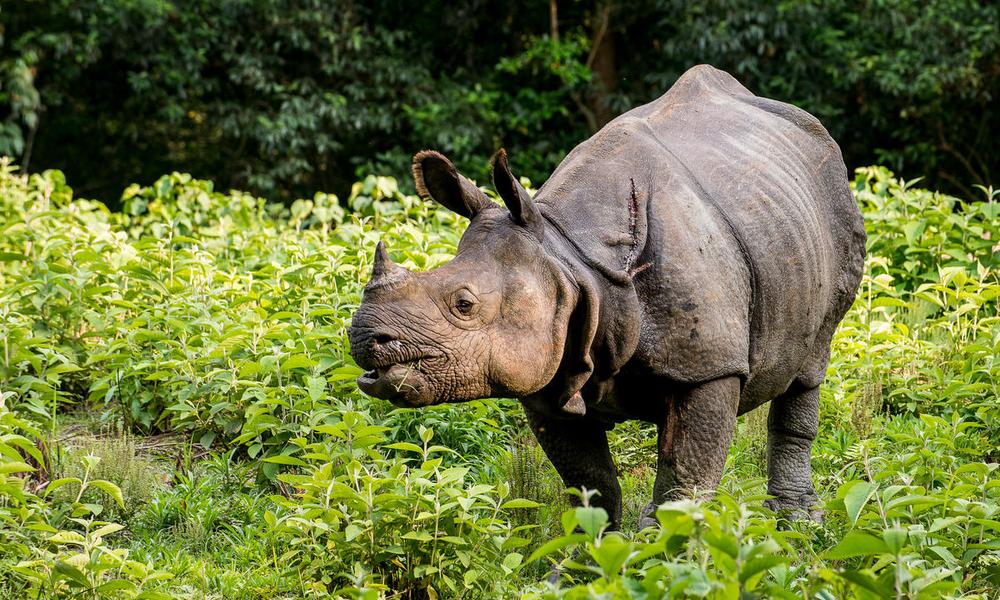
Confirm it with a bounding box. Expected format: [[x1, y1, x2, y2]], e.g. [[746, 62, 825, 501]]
[[764, 383, 821, 519], [525, 407, 622, 530], [640, 376, 740, 529]]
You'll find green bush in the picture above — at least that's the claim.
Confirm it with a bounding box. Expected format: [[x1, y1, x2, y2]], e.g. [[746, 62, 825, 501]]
[[526, 415, 1000, 597], [832, 167, 1000, 440], [4, 2, 996, 202], [0, 401, 172, 598], [0, 160, 469, 467], [522, 489, 800, 598], [268, 408, 532, 598], [1, 159, 999, 597]]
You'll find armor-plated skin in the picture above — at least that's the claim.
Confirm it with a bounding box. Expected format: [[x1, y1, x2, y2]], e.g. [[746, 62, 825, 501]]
[[349, 65, 866, 528]]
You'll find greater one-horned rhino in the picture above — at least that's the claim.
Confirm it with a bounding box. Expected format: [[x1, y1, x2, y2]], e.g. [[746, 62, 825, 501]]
[[349, 65, 866, 528]]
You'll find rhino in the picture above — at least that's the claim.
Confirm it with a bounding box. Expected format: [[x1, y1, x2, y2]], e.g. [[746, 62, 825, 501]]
[[348, 65, 866, 528]]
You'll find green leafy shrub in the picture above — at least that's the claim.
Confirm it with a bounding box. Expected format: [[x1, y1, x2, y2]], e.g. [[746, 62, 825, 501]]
[[268, 407, 532, 598], [379, 399, 517, 480], [0, 160, 467, 467], [857, 166, 999, 288], [56, 432, 166, 522], [524, 413, 1000, 597], [831, 167, 1000, 442], [522, 487, 801, 599], [2, 158, 1000, 597], [0, 399, 171, 598]]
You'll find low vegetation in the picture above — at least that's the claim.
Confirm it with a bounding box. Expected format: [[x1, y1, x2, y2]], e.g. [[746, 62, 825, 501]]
[[1, 158, 998, 598]]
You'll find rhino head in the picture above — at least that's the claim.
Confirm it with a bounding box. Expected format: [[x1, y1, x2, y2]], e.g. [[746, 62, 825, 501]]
[[348, 150, 579, 408]]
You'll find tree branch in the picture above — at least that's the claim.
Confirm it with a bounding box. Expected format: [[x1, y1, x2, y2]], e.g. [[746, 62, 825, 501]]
[[586, 3, 611, 71], [549, 0, 559, 43]]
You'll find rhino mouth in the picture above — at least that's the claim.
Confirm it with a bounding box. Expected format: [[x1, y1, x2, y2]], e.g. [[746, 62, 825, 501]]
[[356, 356, 437, 407]]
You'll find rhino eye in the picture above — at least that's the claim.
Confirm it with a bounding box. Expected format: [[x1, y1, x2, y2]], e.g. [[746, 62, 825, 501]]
[[451, 289, 480, 318]]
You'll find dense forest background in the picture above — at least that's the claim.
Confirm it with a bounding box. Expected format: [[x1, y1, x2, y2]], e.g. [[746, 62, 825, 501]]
[[1, 0, 997, 206]]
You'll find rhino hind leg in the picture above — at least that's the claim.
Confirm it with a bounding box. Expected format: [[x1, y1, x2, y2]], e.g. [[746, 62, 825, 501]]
[[525, 408, 622, 529], [764, 382, 822, 520], [640, 376, 740, 529]]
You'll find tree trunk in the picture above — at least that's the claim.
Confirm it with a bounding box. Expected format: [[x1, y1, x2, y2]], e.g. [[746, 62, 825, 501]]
[[550, 0, 559, 42], [587, 2, 617, 130]]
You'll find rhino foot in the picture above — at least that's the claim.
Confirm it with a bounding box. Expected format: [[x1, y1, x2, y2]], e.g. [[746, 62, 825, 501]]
[[764, 495, 823, 523], [638, 501, 659, 530]]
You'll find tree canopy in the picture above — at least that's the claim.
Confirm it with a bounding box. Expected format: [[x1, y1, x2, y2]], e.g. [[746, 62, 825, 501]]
[[1, 0, 996, 204]]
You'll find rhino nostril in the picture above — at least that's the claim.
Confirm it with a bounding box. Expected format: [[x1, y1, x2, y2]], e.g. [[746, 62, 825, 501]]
[[373, 332, 397, 345]]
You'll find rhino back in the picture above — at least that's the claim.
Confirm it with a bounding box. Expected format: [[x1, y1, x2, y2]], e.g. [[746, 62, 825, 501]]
[[640, 65, 864, 403], [538, 65, 865, 408]]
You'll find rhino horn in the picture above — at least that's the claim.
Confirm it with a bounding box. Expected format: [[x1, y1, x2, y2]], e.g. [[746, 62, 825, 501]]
[[367, 241, 410, 290]]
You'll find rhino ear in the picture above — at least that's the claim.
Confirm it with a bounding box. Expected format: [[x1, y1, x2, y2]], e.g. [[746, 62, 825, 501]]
[[412, 150, 492, 219], [492, 149, 544, 240]]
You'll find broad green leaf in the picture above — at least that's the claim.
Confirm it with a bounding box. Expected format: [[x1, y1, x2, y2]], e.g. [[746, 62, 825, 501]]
[[93, 523, 125, 538], [281, 354, 317, 371], [501, 552, 523, 571], [523, 533, 589, 565], [53, 561, 90, 588], [592, 532, 631, 575], [0, 461, 34, 474], [575, 506, 608, 538], [824, 530, 889, 560], [842, 480, 877, 527], [882, 527, 907, 553], [501, 499, 542, 510], [48, 531, 86, 545], [384, 442, 423, 454], [89, 479, 125, 509], [739, 554, 788, 584], [263, 455, 308, 466], [345, 523, 364, 541]]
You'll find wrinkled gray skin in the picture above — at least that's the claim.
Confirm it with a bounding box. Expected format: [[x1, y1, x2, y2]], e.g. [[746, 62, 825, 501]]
[[349, 65, 866, 529]]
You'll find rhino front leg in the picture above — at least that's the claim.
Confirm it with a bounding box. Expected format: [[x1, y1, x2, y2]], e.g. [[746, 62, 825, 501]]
[[764, 383, 821, 519], [640, 376, 740, 529], [525, 407, 622, 529]]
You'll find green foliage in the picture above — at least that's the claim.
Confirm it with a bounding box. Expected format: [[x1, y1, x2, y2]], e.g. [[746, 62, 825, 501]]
[[1, 160, 999, 597], [270, 410, 530, 598], [522, 489, 802, 598], [3, 1, 994, 202], [832, 167, 1000, 444], [501, 433, 570, 563], [0, 0, 442, 200], [0, 400, 48, 557], [525, 412, 1000, 597], [0, 54, 40, 158], [0, 403, 172, 598], [0, 159, 467, 469], [857, 166, 1000, 288], [526, 397, 1000, 596], [380, 399, 518, 480], [633, 0, 998, 193], [57, 432, 166, 522], [820, 417, 1000, 598]]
